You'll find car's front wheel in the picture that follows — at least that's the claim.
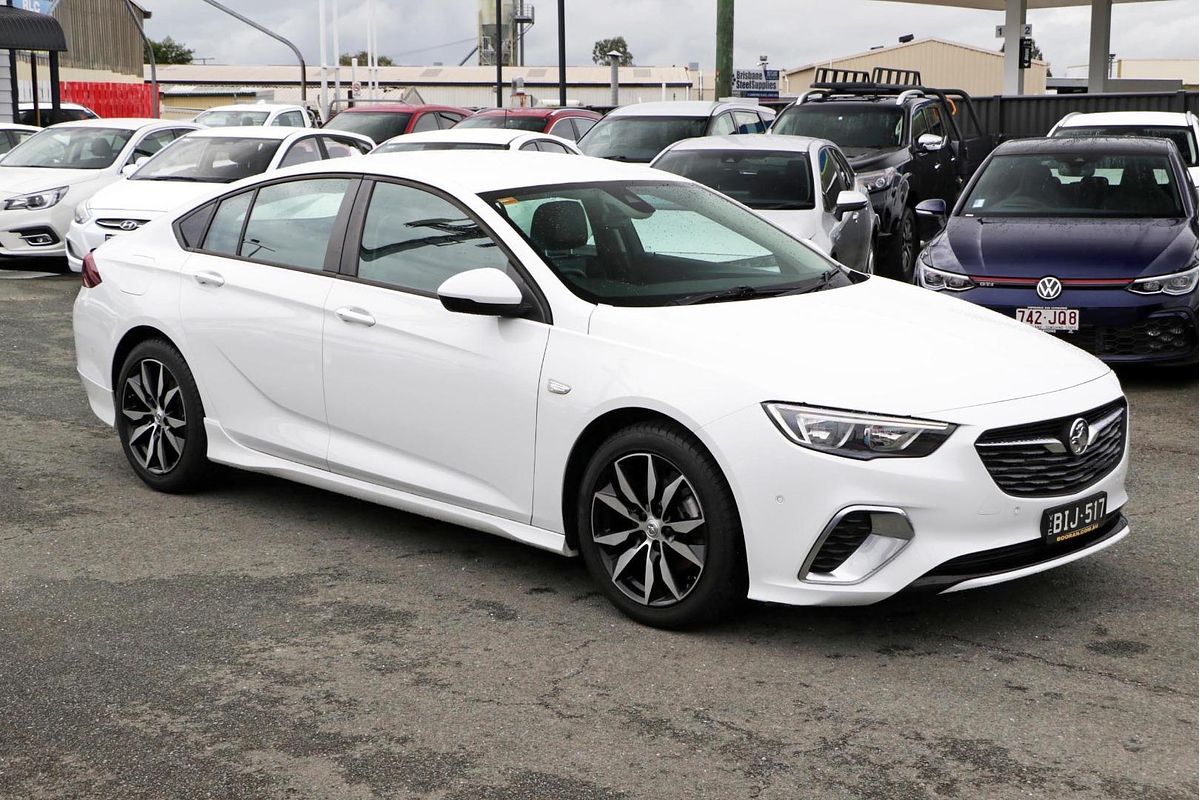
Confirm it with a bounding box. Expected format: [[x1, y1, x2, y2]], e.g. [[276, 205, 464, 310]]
[[883, 206, 917, 282], [576, 421, 746, 628], [116, 339, 217, 493]]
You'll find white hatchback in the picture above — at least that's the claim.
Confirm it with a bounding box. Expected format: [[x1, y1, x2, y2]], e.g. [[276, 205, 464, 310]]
[[373, 127, 582, 155], [72, 152, 1131, 628], [1049, 110, 1200, 188], [66, 126, 373, 272]]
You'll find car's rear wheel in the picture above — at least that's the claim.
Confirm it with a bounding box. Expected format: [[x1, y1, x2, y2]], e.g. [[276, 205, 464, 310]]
[[116, 340, 217, 493], [576, 421, 746, 628], [883, 206, 917, 282]]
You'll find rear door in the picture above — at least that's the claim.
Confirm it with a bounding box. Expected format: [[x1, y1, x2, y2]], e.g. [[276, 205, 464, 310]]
[[178, 176, 357, 467]]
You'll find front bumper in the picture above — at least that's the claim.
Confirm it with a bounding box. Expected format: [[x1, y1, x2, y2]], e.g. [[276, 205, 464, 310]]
[[702, 372, 1129, 606], [0, 202, 72, 259]]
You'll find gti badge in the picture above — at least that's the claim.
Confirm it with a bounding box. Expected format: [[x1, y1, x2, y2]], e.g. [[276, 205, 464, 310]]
[[1036, 276, 1062, 301], [119, 220, 140, 231], [1067, 417, 1090, 456]]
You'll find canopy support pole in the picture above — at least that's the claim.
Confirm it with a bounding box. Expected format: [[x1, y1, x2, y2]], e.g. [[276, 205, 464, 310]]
[[1002, 0, 1026, 95]]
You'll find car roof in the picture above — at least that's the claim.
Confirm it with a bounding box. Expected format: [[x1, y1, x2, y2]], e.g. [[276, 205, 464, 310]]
[[378, 128, 537, 147], [607, 101, 773, 119], [339, 103, 468, 114], [275, 150, 684, 194], [664, 134, 819, 154], [180, 126, 319, 141], [199, 103, 301, 113], [994, 136, 1179, 156], [470, 107, 601, 119], [1058, 111, 1193, 129], [52, 118, 186, 131]]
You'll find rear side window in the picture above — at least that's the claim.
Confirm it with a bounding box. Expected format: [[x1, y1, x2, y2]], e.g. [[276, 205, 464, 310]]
[[411, 113, 439, 133], [572, 118, 596, 138], [176, 203, 216, 249], [203, 191, 253, 255], [548, 118, 577, 139]]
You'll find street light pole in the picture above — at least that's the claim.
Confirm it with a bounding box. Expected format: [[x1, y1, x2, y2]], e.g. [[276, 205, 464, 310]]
[[495, 0, 504, 106], [557, 0, 566, 107], [715, 0, 734, 99]]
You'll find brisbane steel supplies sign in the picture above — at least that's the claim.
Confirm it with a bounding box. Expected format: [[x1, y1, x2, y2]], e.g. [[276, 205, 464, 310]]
[[732, 69, 780, 99]]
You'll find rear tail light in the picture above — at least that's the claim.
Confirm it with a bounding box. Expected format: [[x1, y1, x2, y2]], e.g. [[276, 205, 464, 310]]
[[81, 252, 102, 288]]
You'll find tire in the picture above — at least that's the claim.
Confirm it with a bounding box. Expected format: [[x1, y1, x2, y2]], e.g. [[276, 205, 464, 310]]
[[882, 206, 917, 282], [575, 421, 747, 629], [115, 339, 218, 493]]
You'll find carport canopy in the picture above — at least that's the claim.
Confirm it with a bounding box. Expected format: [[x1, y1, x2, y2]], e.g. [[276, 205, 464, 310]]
[[869, 0, 1164, 95], [0, 6, 67, 52]]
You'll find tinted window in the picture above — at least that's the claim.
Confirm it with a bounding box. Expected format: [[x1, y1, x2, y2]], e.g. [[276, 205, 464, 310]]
[[357, 181, 509, 293], [548, 119, 577, 139], [818, 147, 847, 209], [132, 136, 281, 183], [238, 178, 350, 269], [924, 105, 946, 138], [578, 116, 709, 162], [708, 113, 737, 136], [324, 111, 413, 143], [411, 113, 439, 133], [280, 137, 323, 167], [572, 118, 596, 138], [437, 112, 465, 129], [177, 203, 215, 249], [733, 111, 765, 134], [961, 152, 1185, 218], [457, 113, 546, 132], [2, 127, 134, 169], [276, 111, 306, 127], [773, 105, 906, 149], [132, 130, 178, 162], [1054, 125, 1199, 167], [654, 148, 815, 210], [911, 109, 931, 140], [536, 139, 572, 154], [203, 191, 252, 255]]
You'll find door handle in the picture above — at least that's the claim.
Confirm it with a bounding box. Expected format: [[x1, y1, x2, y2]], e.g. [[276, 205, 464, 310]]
[[335, 306, 376, 327], [193, 270, 224, 287]]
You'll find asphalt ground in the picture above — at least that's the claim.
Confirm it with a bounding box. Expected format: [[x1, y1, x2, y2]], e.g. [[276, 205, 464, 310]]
[[1, 267, 1196, 800]]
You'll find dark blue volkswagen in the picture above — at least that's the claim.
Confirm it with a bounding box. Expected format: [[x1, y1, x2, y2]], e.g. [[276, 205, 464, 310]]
[[914, 137, 1197, 365]]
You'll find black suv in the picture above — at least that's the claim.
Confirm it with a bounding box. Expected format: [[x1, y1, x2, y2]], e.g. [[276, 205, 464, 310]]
[[770, 67, 994, 280]]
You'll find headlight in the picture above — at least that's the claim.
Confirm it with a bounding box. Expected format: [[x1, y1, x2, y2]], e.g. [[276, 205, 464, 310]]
[[856, 167, 896, 193], [917, 256, 976, 292], [73, 199, 93, 225], [1128, 265, 1198, 296], [763, 403, 956, 459], [4, 186, 68, 211]]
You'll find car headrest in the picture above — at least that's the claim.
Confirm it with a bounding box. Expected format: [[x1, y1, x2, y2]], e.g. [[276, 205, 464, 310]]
[[530, 200, 588, 251]]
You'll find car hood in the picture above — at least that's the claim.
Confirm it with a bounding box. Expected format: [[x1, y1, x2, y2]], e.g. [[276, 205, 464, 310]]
[[88, 179, 221, 215], [756, 209, 823, 243], [940, 217, 1195, 279], [0, 166, 109, 197], [588, 277, 1110, 417]]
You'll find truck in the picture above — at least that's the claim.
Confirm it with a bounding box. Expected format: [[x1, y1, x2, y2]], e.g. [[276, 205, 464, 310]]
[[770, 67, 995, 281]]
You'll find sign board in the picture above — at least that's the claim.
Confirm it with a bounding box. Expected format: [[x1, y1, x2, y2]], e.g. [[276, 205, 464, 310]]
[[18, 0, 60, 13], [1019, 37, 1034, 69], [995, 23, 1033, 38], [732, 68, 780, 98]]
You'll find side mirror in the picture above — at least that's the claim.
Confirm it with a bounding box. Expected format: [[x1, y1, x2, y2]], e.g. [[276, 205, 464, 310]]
[[120, 163, 139, 177], [915, 198, 948, 239], [916, 133, 947, 153], [834, 189, 869, 219], [437, 268, 527, 317]]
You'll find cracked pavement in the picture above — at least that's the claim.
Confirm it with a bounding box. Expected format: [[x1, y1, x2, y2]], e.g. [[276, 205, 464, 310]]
[[1, 273, 1196, 799]]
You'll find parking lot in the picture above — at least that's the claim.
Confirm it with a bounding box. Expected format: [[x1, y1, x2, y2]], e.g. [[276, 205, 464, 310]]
[[0, 270, 1194, 799]]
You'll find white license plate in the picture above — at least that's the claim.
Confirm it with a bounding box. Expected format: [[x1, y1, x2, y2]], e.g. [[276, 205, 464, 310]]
[[1016, 307, 1079, 332]]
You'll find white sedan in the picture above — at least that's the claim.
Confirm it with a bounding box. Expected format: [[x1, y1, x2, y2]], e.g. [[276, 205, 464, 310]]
[[66, 126, 373, 272], [652, 135, 876, 272], [0, 118, 198, 261], [373, 127, 582, 155], [73, 152, 1130, 628]]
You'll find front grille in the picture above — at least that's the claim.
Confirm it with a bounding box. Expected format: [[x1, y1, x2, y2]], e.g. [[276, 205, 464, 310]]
[[95, 218, 149, 230], [975, 398, 1126, 498], [1053, 317, 1196, 358], [807, 511, 872, 574], [909, 511, 1126, 591]]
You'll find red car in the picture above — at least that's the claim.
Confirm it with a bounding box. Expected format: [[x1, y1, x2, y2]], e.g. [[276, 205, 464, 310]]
[[455, 107, 601, 141], [323, 103, 471, 145]]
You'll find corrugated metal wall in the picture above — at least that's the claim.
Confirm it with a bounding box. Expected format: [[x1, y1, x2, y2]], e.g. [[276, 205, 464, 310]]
[[54, 0, 144, 77], [973, 91, 1200, 140]]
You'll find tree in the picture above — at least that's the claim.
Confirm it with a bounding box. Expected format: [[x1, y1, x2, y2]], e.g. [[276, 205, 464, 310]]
[[149, 36, 193, 65], [340, 51, 394, 67], [592, 37, 633, 66]]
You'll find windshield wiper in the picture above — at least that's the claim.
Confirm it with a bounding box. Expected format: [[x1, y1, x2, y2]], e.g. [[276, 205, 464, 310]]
[[670, 285, 793, 306], [135, 176, 211, 182]]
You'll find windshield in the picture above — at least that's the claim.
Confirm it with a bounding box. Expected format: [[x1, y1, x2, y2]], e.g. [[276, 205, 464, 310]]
[[578, 117, 709, 162], [1, 127, 133, 169], [324, 111, 413, 142], [131, 136, 282, 183], [961, 152, 1185, 218], [375, 141, 507, 153], [1054, 125, 1198, 167], [483, 180, 843, 306], [195, 109, 270, 127], [654, 149, 815, 210], [772, 105, 905, 149], [457, 114, 545, 132]]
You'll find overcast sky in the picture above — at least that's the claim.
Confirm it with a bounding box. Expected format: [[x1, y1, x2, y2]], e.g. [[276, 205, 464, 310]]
[[139, 0, 1197, 76]]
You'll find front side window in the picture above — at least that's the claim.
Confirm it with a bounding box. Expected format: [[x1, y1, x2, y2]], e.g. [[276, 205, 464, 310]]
[[519, 141, 540, 152], [733, 111, 766, 135], [708, 113, 737, 136], [196, 109, 270, 127], [131, 129, 178, 162], [131, 136, 282, 183], [924, 105, 946, 138], [911, 109, 931, 141], [272, 110, 305, 127], [324, 112, 413, 143], [536, 140, 572, 154], [578, 116, 709, 162], [654, 148, 815, 210], [548, 119, 577, 140], [818, 147, 846, 209], [322, 136, 368, 158], [357, 181, 509, 293], [1, 126, 134, 169], [485, 181, 841, 306], [1053, 125, 1200, 167], [961, 152, 1185, 218], [772, 105, 906, 150], [238, 178, 349, 269], [280, 137, 323, 167]]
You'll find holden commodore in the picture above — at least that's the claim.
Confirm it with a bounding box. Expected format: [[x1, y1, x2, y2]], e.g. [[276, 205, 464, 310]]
[[73, 152, 1131, 628]]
